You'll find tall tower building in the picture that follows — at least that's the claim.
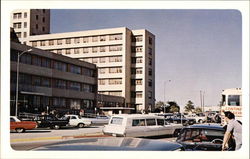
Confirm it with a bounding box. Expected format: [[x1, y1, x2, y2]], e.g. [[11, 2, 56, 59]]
[[10, 9, 50, 44], [27, 27, 155, 113]]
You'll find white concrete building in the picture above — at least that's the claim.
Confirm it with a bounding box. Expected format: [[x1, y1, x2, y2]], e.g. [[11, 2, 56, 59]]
[[10, 9, 50, 44], [27, 27, 155, 113]]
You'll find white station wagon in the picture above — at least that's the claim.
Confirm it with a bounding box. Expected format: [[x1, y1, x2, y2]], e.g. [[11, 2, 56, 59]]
[[103, 114, 183, 137], [62, 115, 92, 128]]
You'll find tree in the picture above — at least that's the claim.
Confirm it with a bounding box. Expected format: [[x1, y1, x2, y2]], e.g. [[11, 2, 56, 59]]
[[194, 107, 202, 114], [184, 100, 195, 113], [166, 101, 180, 113], [154, 101, 165, 113]]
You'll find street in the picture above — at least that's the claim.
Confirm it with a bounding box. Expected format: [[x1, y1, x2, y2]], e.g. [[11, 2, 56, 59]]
[[10, 126, 176, 150]]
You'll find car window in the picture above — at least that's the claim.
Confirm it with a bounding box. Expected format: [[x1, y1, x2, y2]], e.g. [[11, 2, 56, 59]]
[[132, 119, 145, 126], [157, 119, 165, 126], [71, 116, 77, 119], [10, 117, 15, 122], [146, 119, 156, 126], [110, 117, 123, 125]]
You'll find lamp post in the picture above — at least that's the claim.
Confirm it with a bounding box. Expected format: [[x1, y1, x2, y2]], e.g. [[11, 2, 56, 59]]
[[15, 49, 32, 116]]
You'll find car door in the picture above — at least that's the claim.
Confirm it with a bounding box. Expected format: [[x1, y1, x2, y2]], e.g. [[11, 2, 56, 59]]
[[70, 116, 78, 126], [127, 119, 146, 137], [144, 118, 158, 137]]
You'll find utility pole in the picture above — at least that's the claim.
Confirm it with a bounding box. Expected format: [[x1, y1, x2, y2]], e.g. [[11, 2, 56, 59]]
[[163, 81, 166, 113]]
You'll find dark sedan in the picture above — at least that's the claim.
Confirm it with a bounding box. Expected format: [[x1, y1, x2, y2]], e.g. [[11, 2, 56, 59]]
[[33, 137, 184, 151], [176, 124, 232, 151]]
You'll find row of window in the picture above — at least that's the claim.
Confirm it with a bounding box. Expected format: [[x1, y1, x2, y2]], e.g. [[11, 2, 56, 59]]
[[98, 91, 122, 97], [11, 49, 95, 77], [45, 45, 123, 55], [98, 78, 122, 85], [98, 67, 122, 74], [11, 72, 96, 93], [132, 118, 164, 127], [31, 34, 123, 47], [132, 57, 153, 65], [81, 56, 122, 64], [13, 12, 27, 19]]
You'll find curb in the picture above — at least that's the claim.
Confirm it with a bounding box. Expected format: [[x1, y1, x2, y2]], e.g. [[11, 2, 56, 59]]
[[11, 132, 108, 143]]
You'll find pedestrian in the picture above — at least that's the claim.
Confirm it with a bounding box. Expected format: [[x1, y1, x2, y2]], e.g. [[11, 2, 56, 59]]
[[222, 111, 242, 151]]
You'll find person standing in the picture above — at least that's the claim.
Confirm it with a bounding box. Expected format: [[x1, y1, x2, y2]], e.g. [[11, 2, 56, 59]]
[[222, 111, 242, 151]]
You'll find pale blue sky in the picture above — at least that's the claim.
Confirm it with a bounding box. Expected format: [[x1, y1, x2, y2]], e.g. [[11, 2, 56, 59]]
[[51, 9, 242, 108]]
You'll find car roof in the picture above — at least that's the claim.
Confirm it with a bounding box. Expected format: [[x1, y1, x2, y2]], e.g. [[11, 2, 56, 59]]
[[111, 114, 164, 119], [183, 124, 224, 130], [33, 137, 183, 151]]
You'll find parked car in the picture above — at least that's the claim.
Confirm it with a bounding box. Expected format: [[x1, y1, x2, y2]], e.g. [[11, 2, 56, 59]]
[[34, 115, 69, 129], [103, 114, 183, 137], [62, 115, 92, 128], [10, 116, 37, 133], [33, 137, 184, 151], [81, 115, 110, 125], [176, 124, 230, 151], [158, 113, 196, 126], [185, 114, 206, 123]]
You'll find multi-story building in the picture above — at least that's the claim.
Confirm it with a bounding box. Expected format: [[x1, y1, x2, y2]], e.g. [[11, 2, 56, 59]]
[[10, 9, 50, 44], [27, 27, 155, 113]]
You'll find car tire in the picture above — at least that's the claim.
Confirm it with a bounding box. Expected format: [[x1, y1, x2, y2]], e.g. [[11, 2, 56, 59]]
[[78, 123, 84, 128], [198, 119, 203, 123], [16, 128, 25, 133], [54, 125, 60, 129]]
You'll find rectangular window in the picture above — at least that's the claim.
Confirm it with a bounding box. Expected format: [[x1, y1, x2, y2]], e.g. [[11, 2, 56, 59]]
[[92, 58, 98, 63], [83, 48, 89, 53], [74, 38, 80, 44], [23, 32, 27, 38], [13, 13, 22, 19], [148, 91, 152, 99], [100, 35, 106, 41], [109, 56, 122, 62], [92, 36, 98, 42], [40, 41, 46, 46], [82, 67, 94, 77], [110, 117, 123, 125], [99, 57, 106, 63], [149, 37, 153, 45], [55, 79, 66, 89], [98, 79, 106, 85], [157, 119, 165, 126], [32, 41, 37, 47], [92, 47, 98, 53], [148, 48, 152, 55], [66, 49, 71, 54], [109, 79, 122, 85], [228, 95, 240, 106], [32, 76, 41, 86], [24, 12, 27, 18], [132, 79, 142, 85], [54, 61, 67, 72], [149, 68, 152, 76], [109, 67, 122, 73], [42, 17, 45, 22], [148, 79, 152, 87], [100, 46, 106, 52], [109, 34, 122, 41], [69, 82, 81, 91], [66, 38, 71, 44], [13, 22, 21, 29], [98, 68, 106, 74], [57, 39, 62, 45], [149, 58, 152, 65], [41, 77, 51, 87], [74, 48, 80, 54], [70, 65, 81, 74], [132, 119, 145, 126], [109, 45, 122, 52], [20, 54, 32, 65], [49, 40, 54, 46], [83, 37, 89, 43], [36, 15, 39, 20], [57, 49, 62, 55], [24, 22, 27, 28], [136, 91, 143, 98], [41, 58, 51, 68], [32, 56, 42, 66], [132, 46, 143, 53], [146, 119, 156, 126]]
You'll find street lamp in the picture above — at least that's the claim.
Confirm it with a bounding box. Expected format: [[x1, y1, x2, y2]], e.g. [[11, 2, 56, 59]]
[[15, 49, 32, 116]]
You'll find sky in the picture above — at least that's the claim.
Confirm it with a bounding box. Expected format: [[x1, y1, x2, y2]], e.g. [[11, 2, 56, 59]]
[[51, 9, 242, 109]]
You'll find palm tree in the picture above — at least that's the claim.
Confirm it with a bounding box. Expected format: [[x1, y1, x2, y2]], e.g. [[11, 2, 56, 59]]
[[184, 100, 195, 113]]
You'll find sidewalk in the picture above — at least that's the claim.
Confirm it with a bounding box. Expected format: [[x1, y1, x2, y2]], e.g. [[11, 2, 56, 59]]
[[10, 132, 109, 143]]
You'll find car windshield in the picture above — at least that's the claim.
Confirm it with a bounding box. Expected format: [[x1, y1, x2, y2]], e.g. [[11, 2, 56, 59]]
[[110, 117, 123, 125], [178, 128, 224, 142]]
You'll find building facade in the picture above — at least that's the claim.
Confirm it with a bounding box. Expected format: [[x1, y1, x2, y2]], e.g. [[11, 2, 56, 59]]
[[11, 41, 98, 115], [27, 27, 155, 113], [10, 9, 50, 44]]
